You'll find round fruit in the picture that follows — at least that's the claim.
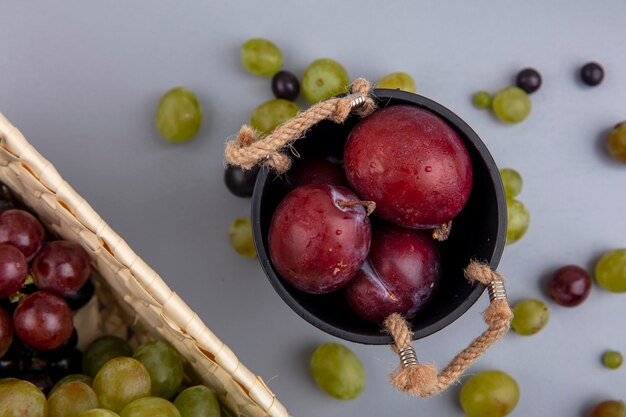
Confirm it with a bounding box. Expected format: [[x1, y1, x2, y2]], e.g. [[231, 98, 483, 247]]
[[229, 217, 256, 257], [79, 410, 121, 417], [0, 306, 13, 358], [515, 68, 542, 94], [301, 58, 349, 103], [0, 209, 45, 261], [0, 379, 47, 417], [240, 38, 282, 77], [174, 385, 221, 417], [0, 244, 28, 299], [344, 105, 472, 229], [590, 400, 626, 417], [473, 91, 492, 109], [607, 122, 626, 163], [492, 87, 531, 123], [268, 184, 371, 294], [155, 87, 202, 143], [272, 70, 300, 101], [48, 381, 99, 417], [511, 299, 549, 335], [120, 397, 181, 417], [64, 278, 96, 310], [13, 291, 74, 350], [459, 370, 519, 417], [133, 341, 183, 399], [82, 335, 133, 377], [505, 197, 530, 245], [375, 72, 416, 93], [224, 165, 260, 198], [50, 374, 94, 395], [580, 62, 604, 86], [310, 342, 365, 400], [603, 351, 623, 369], [548, 265, 592, 307], [93, 357, 152, 412], [499, 168, 523, 198], [345, 225, 441, 323], [249, 99, 299, 136], [595, 249, 626, 292], [33, 240, 92, 297], [287, 157, 348, 189]]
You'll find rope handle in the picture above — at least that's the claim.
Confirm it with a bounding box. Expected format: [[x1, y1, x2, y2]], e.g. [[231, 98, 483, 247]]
[[383, 261, 512, 397]]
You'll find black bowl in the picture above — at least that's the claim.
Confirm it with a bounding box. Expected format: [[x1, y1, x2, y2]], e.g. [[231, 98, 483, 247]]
[[252, 89, 507, 345]]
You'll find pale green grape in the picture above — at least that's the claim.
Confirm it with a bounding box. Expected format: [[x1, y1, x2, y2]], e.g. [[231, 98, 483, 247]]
[[48, 381, 99, 417], [249, 99, 299, 136], [590, 400, 626, 417], [595, 249, 626, 292], [499, 168, 523, 198], [473, 91, 492, 109], [460, 370, 519, 417], [120, 397, 181, 417], [310, 342, 365, 400], [511, 299, 549, 336], [302, 59, 349, 103], [156, 87, 202, 143], [505, 197, 530, 244], [133, 341, 183, 399], [492, 87, 531, 123], [174, 385, 221, 417], [79, 410, 121, 417], [229, 217, 256, 257], [376, 72, 416, 93], [0, 379, 47, 417], [83, 335, 133, 377], [607, 122, 626, 163], [93, 357, 152, 413], [50, 374, 94, 395], [603, 351, 623, 369], [240, 38, 282, 76]]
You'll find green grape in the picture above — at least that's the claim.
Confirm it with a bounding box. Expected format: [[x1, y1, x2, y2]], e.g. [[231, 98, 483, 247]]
[[79, 410, 121, 417], [459, 370, 519, 417], [50, 373, 94, 395], [0, 379, 47, 417], [174, 385, 221, 417], [607, 122, 626, 163], [499, 168, 523, 198], [120, 397, 181, 417], [595, 249, 626, 292], [310, 342, 365, 400], [590, 400, 626, 417], [302, 58, 349, 103], [473, 91, 492, 109], [156, 87, 202, 143], [240, 38, 282, 77], [511, 299, 549, 335], [603, 351, 623, 369], [492, 87, 531, 123], [83, 335, 133, 377], [505, 197, 530, 245], [93, 357, 152, 412], [133, 341, 183, 399], [48, 381, 99, 417], [229, 217, 256, 257], [376, 72, 416, 93], [249, 99, 299, 136]]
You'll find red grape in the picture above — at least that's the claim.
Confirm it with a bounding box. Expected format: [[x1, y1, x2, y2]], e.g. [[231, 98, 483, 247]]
[[345, 225, 441, 323], [548, 265, 592, 307], [0, 244, 29, 299], [269, 184, 371, 294], [33, 241, 92, 297], [0, 306, 13, 357], [0, 209, 45, 261], [13, 291, 74, 350], [344, 105, 472, 229], [288, 157, 348, 189]]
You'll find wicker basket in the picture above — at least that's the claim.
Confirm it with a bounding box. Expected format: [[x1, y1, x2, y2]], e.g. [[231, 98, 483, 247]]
[[0, 112, 289, 417]]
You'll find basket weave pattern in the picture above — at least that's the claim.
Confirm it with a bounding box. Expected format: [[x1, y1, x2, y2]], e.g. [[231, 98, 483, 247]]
[[0, 113, 289, 417]]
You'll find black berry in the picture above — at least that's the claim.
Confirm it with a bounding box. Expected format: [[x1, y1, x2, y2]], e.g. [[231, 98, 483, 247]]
[[224, 165, 260, 198], [516, 68, 542, 94], [580, 62, 604, 86], [272, 71, 300, 101]]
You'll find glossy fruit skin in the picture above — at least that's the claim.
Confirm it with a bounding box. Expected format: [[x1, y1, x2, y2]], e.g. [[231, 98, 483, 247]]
[[133, 341, 183, 399], [0, 244, 29, 299], [268, 184, 371, 294], [473, 91, 492, 109], [548, 265, 592, 307], [0, 306, 13, 358], [376, 72, 416, 93], [174, 385, 221, 417], [0, 209, 45, 261], [511, 299, 549, 335], [93, 357, 152, 412], [505, 197, 530, 245], [310, 343, 365, 400], [240, 38, 282, 77], [79, 409, 121, 417], [13, 291, 74, 350], [492, 87, 531, 123], [65, 278, 96, 311], [82, 335, 133, 377], [499, 168, 523, 198], [459, 370, 519, 417], [48, 381, 99, 417], [50, 373, 94, 395], [33, 240, 92, 297], [287, 157, 348, 189], [0, 378, 47, 417], [607, 122, 626, 163], [344, 105, 472, 229], [156, 87, 202, 143], [602, 351, 623, 369], [595, 249, 626, 292], [224, 165, 260, 198], [581, 62, 604, 86], [229, 217, 256, 257], [120, 397, 181, 417], [302, 58, 349, 103], [516, 68, 542, 93], [590, 400, 626, 417], [272, 70, 300, 101], [344, 225, 441, 323], [250, 99, 299, 136]]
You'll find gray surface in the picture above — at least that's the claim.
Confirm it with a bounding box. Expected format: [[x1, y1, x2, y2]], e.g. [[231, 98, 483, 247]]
[[1, 1, 625, 415]]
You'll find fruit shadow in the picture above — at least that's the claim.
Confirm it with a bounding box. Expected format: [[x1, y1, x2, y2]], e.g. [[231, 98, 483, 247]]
[[593, 126, 616, 163], [293, 343, 321, 392]]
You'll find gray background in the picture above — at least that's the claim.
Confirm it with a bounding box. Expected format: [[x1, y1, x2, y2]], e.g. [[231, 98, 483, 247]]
[[1, 1, 625, 416]]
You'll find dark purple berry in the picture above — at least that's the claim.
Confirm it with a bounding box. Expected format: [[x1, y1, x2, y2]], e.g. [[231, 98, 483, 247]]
[[272, 70, 300, 101], [64, 278, 95, 311], [580, 62, 604, 86], [224, 165, 260, 198], [516, 68, 542, 94]]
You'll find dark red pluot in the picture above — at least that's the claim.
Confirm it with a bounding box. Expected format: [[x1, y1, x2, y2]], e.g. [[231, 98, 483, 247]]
[[548, 265, 592, 307], [344, 105, 472, 229], [0, 209, 45, 261], [13, 291, 74, 350], [0, 244, 29, 299], [268, 184, 371, 294], [344, 225, 441, 323], [0, 306, 13, 358], [287, 157, 348, 189], [33, 241, 92, 297]]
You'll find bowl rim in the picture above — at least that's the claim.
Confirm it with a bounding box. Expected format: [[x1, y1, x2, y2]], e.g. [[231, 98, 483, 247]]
[[251, 88, 507, 345]]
